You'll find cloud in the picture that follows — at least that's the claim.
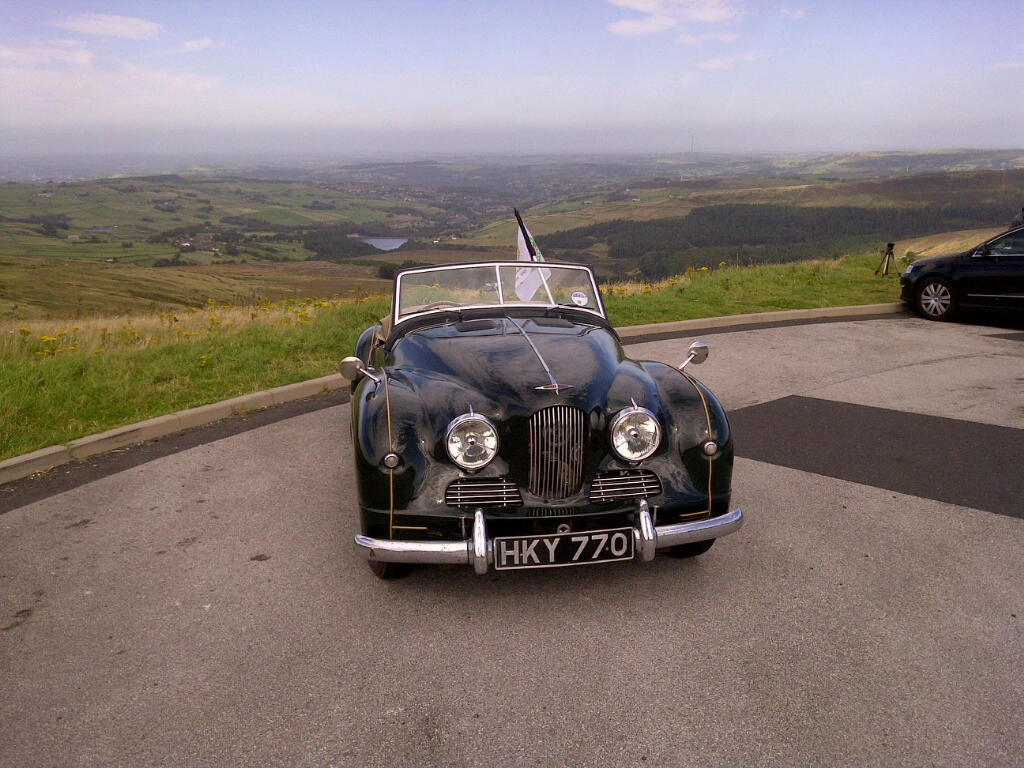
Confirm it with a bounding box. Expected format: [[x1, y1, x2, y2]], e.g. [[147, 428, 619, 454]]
[[781, 7, 806, 19], [607, 15, 679, 35], [607, 0, 745, 38], [117, 63, 219, 94], [54, 13, 163, 40], [182, 37, 218, 53], [698, 50, 765, 70], [1, 46, 221, 128], [0, 41, 93, 68], [154, 37, 222, 56], [608, 0, 746, 25], [146, 36, 228, 58], [678, 32, 737, 45]]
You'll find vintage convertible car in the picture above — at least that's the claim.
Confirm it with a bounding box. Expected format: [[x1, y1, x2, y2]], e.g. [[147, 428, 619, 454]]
[[341, 261, 743, 578]]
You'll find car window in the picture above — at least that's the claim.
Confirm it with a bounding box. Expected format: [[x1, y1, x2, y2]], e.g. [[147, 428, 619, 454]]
[[394, 263, 604, 323], [397, 267, 502, 314], [988, 231, 1024, 256], [496, 264, 599, 309]]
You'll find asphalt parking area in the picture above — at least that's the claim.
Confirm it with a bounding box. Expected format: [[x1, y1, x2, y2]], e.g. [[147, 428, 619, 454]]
[[2, 310, 1023, 767]]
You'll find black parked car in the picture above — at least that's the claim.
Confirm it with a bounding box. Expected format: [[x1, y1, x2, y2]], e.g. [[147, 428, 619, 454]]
[[341, 261, 743, 578], [901, 226, 1024, 320]]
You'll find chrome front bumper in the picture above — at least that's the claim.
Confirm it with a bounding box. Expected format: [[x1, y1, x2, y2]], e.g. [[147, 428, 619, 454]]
[[354, 500, 744, 575]]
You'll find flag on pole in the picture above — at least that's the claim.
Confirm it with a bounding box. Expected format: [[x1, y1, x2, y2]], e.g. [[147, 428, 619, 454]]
[[513, 208, 550, 301], [515, 208, 544, 262]]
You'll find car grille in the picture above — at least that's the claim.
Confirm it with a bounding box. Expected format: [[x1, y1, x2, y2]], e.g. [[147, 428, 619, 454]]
[[590, 470, 662, 503], [445, 478, 522, 508], [513, 506, 582, 518], [529, 405, 586, 500]]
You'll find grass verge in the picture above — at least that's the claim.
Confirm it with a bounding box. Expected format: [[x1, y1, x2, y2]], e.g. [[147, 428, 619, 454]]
[[1, 297, 389, 461], [602, 251, 901, 323]]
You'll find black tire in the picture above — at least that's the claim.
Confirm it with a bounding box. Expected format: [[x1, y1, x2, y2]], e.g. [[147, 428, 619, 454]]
[[368, 559, 412, 579], [665, 539, 715, 558], [915, 277, 956, 321]]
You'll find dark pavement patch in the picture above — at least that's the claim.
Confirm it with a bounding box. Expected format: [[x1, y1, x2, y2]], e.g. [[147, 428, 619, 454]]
[[730, 395, 1024, 519]]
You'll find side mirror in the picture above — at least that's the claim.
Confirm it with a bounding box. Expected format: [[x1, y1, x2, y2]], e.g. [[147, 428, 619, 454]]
[[340, 356, 380, 383], [679, 341, 709, 370]]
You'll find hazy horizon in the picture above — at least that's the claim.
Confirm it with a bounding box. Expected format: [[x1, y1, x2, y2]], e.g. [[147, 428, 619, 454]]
[[4, 0, 1024, 163]]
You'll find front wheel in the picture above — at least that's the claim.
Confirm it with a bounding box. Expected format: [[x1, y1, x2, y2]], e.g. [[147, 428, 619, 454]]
[[916, 277, 956, 321], [665, 539, 715, 558], [368, 559, 412, 579]]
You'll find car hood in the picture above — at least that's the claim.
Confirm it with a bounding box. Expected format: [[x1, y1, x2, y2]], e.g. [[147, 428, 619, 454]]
[[384, 316, 667, 421], [907, 251, 961, 269]]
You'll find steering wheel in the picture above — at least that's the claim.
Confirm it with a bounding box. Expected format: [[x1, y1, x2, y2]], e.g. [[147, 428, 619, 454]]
[[422, 301, 460, 311]]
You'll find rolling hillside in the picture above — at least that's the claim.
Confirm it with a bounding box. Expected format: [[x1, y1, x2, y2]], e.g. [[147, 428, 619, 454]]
[[3, 157, 1023, 321]]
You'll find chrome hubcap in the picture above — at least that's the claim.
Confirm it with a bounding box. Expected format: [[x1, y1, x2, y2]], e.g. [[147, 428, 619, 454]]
[[920, 282, 951, 317]]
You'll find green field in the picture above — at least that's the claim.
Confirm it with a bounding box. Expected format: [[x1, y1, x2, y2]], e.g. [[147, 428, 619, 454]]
[[0, 175, 443, 269], [4, 166, 1020, 320], [460, 169, 1024, 246]]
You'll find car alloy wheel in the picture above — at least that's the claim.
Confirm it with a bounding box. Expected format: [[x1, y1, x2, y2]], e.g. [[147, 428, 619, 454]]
[[917, 277, 955, 320]]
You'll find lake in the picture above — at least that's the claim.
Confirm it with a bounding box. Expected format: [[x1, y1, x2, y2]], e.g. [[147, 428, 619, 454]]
[[361, 237, 408, 251]]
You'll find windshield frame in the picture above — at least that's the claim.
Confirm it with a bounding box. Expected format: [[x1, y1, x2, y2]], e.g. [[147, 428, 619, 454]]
[[392, 261, 607, 328]]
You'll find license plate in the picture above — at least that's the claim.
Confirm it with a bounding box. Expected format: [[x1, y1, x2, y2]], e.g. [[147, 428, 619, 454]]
[[493, 527, 635, 570]]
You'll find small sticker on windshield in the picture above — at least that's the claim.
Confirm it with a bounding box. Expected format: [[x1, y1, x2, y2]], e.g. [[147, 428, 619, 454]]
[[571, 291, 589, 306]]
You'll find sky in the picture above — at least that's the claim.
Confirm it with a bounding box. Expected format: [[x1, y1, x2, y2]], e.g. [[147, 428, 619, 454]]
[[2, 0, 1024, 159]]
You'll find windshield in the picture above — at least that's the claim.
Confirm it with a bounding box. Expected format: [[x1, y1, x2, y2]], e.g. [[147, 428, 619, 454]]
[[394, 262, 606, 324]]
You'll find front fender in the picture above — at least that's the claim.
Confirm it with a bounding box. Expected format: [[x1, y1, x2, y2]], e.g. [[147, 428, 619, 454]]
[[350, 374, 430, 513], [640, 361, 733, 504], [354, 324, 381, 367], [350, 370, 511, 517]]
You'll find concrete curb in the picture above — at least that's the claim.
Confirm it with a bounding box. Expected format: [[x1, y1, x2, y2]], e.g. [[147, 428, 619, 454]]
[[0, 303, 905, 486], [616, 302, 905, 341]]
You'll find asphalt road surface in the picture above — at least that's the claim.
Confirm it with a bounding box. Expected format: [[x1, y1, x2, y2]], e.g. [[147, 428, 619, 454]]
[[2, 311, 1023, 767]]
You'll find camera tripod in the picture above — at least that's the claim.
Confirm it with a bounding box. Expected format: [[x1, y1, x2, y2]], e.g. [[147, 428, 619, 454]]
[[875, 242, 900, 277]]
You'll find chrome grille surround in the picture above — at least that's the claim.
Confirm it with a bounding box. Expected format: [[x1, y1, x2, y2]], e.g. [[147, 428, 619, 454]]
[[528, 405, 586, 500], [445, 478, 522, 508], [590, 470, 662, 503]]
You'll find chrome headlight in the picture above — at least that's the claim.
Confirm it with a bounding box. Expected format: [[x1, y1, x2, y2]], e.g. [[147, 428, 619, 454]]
[[445, 413, 498, 470], [609, 406, 661, 462]]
